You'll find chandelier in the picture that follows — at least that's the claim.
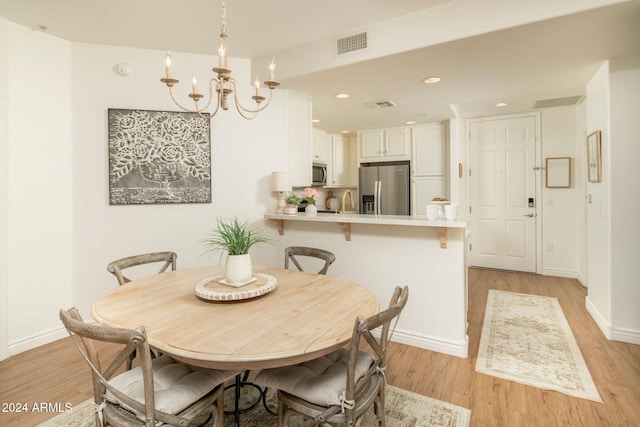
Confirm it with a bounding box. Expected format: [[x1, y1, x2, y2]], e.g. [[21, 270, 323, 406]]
[[160, 0, 279, 120]]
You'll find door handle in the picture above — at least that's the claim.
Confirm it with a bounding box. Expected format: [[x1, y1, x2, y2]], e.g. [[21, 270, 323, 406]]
[[523, 213, 536, 217]]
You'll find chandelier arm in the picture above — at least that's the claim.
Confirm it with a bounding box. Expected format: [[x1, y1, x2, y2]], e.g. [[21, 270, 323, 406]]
[[203, 78, 223, 118], [230, 80, 274, 115], [167, 87, 211, 114], [225, 79, 258, 119]]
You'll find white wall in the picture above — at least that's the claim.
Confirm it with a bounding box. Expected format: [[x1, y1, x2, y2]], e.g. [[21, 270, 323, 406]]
[[609, 54, 640, 342], [5, 22, 74, 352], [0, 16, 9, 360], [69, 43, 289, 325], [539, 106, 584, 277], [2, 24, 291, 356], [584, 62, 612, 335], [584, 56, 640, 344]]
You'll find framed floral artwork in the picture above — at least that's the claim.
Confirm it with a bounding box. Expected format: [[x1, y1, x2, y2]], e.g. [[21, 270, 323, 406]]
[[108, 109, 211, 205], [586, 130, 602, 183]]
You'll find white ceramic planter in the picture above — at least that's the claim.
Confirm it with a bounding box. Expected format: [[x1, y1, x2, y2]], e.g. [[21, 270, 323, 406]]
[[305, 204, 318, 216], [225, 253, 253, 284]]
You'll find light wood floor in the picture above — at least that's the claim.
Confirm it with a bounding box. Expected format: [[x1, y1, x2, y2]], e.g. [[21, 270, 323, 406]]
[[1, 268, 639, 426]]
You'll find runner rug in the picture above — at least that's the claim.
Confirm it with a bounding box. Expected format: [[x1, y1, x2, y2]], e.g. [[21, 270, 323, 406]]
[[37, 385, 471, 427], [476, 289, 602, 402]]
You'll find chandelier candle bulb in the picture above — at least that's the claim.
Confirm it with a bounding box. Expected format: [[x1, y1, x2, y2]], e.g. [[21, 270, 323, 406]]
[[269, 57, 276, 80], [191, 73, 198, 93], [164, 52, 172, 77], [254, 76, 260, 95], [218, 40, 227, 68]]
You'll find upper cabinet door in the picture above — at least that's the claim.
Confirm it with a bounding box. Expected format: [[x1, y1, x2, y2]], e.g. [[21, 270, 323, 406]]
[[411, 123, 447, 176], [312, 127, 330, 163], [358, 128, 410, 161], [384, 127, 410, 159], [359, 131, 384, 160]]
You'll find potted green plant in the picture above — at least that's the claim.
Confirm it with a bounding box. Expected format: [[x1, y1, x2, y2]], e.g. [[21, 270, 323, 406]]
[[203, 217, 272, 285], [284, 194, 302, 215]]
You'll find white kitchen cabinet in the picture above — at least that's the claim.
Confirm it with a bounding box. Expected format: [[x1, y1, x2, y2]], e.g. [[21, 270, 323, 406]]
[[288, 92, 313, 187], [358, 131, 383, 159], [412, 177, 447, 216], [358, 127, 410, 161], [329, 134, 347, 186], [411, 123, 448, 176], [385, 127, 411, 159], [410, 122, 449, 215], [312, 127, 330, 164]]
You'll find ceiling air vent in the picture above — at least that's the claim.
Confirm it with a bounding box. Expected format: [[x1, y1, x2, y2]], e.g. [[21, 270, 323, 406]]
[[532, 95, 585, 109], [336, 32, 368, 56], [367, 100, 396, 109]]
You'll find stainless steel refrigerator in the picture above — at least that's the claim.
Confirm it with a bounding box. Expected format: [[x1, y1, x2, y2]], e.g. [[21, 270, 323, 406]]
[[359, 162, 410, 215]]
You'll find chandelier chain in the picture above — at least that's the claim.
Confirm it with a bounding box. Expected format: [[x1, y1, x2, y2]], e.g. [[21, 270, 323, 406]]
[[221, 0, 227, 34]]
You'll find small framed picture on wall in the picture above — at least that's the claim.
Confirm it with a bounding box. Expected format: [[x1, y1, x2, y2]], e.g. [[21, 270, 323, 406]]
[[586, 130, 602, 183]]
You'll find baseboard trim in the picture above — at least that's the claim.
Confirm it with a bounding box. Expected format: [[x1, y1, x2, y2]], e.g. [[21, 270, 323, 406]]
[[539, 268, 580, 280], [585, 295, 613, 339], [612, 327, 640, 345], [8, 326, 68, 356], [390, 328, 469, 359]]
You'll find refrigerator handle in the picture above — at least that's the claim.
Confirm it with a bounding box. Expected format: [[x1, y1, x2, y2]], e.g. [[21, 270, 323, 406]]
[[374, 180, 378, 215], [377, 180, 382, 215]]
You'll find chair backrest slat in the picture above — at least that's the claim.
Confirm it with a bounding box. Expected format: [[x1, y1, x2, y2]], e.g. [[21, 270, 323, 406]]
[[346, 286, 409, 405], [107, 251, 177, 286], [284, 246, 336, 275], [60, 307, 157, 425]]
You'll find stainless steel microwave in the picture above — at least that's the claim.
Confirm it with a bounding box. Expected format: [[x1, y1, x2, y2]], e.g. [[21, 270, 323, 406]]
[[312, 162, 327, 186]]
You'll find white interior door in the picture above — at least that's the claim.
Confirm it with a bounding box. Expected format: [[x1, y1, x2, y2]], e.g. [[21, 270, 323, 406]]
[[469, 115, 538, 272]]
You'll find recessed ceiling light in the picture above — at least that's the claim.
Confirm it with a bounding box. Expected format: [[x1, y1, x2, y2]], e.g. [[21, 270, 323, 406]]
[[495, 102, 508, 107], [335, 93, 350, 99], [423, 76, 441, 84], [341, 130, 350, 134], [312, 119, 320, 123], [405, 121, 417, 125]]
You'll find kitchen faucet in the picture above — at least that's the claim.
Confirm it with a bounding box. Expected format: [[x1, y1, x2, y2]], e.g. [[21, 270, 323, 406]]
[[342, 190, 354, 215]]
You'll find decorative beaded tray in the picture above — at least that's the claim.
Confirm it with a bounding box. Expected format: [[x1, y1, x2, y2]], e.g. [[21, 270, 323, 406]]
[[195, 273, 277, 301]]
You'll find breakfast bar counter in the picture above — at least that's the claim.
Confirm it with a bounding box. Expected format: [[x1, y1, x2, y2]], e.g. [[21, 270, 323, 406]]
[[265, 212, 468, 248], [262, 211, 470, 358]]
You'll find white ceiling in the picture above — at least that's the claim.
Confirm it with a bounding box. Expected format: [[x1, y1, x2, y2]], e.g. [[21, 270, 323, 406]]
[[1, 0, 639, 133]]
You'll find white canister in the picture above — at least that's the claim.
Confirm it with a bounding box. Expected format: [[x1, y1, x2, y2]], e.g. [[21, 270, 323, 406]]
[[445, 204, 460, 221], [426, 205, 440, 220]]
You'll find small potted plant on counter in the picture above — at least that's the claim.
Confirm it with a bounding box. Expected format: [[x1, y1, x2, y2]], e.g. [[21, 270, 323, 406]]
[[202, 217, 272, 285], [284, 194, 302, 215], [302, 187, 320, 216]]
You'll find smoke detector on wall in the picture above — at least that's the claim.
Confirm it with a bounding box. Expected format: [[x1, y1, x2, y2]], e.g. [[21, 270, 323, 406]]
[[116, 63, 132, 76]]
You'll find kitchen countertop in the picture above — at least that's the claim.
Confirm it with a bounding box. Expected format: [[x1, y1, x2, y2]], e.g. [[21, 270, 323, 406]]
[[265, 212, 468, 228], [265, 212, 467, 248]]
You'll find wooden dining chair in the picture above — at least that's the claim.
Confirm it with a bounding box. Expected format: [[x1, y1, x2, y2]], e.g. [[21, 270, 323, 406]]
[[59, 307, 238, 427], [255, 285, 409, 427], [284, 246, 336, 275], [107, 251, 177, 286], [106, 251, 177, 369]]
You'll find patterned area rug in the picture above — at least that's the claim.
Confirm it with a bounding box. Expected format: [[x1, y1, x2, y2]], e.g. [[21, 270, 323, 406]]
[[37, 385, 470, 427], [476, 289, 602, 402]]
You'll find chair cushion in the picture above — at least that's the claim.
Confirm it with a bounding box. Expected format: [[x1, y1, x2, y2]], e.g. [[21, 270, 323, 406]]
[[255, 348, 375, 407], [105, 355, 234, 418]]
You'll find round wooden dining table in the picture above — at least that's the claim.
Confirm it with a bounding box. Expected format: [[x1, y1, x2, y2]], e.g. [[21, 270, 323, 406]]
[[92, 265, 380, 371]]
